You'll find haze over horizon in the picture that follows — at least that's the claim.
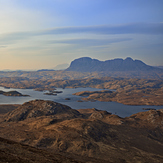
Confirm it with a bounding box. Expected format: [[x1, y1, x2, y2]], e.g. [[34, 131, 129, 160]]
[[0, 0, 163, 70]]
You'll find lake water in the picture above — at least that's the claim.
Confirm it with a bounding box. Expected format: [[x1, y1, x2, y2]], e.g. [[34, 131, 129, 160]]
[[0, 86, 163, 118]]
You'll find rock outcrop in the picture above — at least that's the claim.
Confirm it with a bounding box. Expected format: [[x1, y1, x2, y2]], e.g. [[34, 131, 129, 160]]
[[4, 100, 81, 122]]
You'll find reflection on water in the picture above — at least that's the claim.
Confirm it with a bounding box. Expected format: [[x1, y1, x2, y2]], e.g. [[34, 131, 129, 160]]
[[0, 87, 163, 118]]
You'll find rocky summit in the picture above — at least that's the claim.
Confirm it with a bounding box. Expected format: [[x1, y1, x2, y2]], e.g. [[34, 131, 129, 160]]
[[66, 57, 161, 72], [4, 100, 81, 122]]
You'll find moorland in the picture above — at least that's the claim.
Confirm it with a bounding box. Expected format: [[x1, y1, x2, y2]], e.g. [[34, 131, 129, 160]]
[[0, 76, 163, 105], [0, 57, 163, 162], [0, 57, 163, 105]]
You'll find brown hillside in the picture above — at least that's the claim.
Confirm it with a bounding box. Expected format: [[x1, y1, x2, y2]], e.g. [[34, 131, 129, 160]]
[[0, 100, 163, 163]]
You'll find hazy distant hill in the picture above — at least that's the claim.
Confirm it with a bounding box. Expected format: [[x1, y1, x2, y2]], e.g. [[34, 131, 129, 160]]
[[66, 57, 161, 72], [53, 63, 69, 70]]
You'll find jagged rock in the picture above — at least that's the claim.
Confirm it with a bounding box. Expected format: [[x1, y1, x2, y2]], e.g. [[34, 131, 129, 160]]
[[89, 112, 104, 119]]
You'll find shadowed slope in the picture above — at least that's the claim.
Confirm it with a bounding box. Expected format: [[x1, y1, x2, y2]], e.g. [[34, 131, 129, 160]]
[[0, 137, 84, 163]]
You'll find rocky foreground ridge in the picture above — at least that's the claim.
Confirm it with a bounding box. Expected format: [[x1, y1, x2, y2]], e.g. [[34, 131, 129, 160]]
[[0, 100, 163, 163]]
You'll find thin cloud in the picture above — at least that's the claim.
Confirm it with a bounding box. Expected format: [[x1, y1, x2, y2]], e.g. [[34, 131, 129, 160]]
[[0, 22, 162, 45], [42, 23, 163, 35], [49, 38, 132, 47], [0, 31, 34, 45]]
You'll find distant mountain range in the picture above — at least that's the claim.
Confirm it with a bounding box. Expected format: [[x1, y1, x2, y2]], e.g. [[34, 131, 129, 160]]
[[0, 57, 162, 79], [66, 57, 162, 72]]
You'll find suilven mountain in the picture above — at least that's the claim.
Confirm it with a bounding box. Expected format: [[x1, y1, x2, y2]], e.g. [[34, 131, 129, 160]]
[[66, 57, 161, 72]]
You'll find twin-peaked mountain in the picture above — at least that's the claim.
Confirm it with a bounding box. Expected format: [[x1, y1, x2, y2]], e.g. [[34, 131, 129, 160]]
[[66, 57, 160, 72]]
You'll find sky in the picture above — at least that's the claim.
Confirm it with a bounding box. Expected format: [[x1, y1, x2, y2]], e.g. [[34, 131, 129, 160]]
[[0, 0, 163, 70]]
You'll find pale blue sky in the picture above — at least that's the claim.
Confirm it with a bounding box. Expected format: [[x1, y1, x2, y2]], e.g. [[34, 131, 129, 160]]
[[0, 0, 163, 70]]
